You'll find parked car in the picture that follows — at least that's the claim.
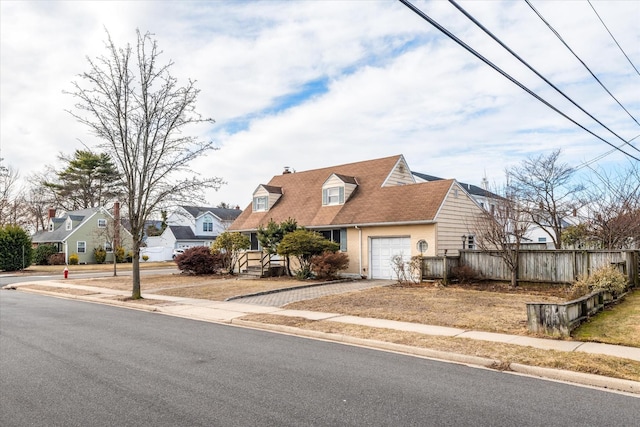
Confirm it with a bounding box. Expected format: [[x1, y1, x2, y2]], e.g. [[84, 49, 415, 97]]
[[172, 248, 185, 259]]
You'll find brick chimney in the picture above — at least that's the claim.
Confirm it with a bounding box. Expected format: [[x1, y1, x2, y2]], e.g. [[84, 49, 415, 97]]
[[113, 201, 120, 249], [48, 208, 56, 219]]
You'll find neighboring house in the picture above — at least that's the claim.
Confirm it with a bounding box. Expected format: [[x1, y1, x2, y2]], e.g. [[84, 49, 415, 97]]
[[143, 205, 242, 261], [228, 155, 486, 279], [31, 204, 133, 265], [413, 172, 501, 215]]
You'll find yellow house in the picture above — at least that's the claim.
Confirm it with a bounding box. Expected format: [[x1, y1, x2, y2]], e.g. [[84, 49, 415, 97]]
[[228, 155, 484, 279]]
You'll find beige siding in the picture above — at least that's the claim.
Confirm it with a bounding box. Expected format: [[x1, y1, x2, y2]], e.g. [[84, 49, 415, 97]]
[[382, 157, 415, 187], [343, 224, 437, 276], [254, 187, 281, 210], [435, 182, 484, 255]]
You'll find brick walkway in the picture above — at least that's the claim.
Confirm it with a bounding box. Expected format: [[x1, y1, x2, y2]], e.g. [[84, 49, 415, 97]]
[[234, 280, 394, 307]]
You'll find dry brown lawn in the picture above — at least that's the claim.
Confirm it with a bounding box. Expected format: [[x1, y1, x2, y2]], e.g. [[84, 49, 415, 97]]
[[71, 273, 321, 301], [285, 282, 567, 335]]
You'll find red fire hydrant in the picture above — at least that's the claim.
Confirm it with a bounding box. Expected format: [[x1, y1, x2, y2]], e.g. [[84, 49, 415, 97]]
[[63, 267, 69, 279]]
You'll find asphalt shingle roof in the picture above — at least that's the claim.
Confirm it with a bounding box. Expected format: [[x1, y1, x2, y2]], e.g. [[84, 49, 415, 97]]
[[180, 206, 242, 221], [230, 155, 454, 231]]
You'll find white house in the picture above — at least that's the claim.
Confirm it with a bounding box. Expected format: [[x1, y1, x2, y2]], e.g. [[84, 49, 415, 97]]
[[142, 205, 242, 261]]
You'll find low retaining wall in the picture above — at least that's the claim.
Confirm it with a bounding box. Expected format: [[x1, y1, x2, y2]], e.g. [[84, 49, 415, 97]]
[[526, 291, 618, 337]]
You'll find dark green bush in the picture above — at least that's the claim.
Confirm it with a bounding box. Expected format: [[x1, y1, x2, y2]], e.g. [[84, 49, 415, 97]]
[[34, 244, 58, 265], [0, 225, 33, 271]]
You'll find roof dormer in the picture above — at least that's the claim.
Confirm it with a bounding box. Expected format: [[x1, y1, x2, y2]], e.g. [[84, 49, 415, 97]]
[[322, 173, 358, 206], [252, 184, 282, 212]]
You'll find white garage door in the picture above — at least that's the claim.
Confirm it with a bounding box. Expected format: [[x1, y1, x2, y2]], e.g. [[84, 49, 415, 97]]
[[370, 237, 411, 279]]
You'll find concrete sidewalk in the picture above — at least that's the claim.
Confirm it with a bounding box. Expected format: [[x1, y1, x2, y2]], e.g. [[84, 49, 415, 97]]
[[5, 279, 640, 394]]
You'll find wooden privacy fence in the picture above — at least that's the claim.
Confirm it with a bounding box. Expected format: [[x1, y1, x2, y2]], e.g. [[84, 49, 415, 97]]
[[421, 250, 639, 286]]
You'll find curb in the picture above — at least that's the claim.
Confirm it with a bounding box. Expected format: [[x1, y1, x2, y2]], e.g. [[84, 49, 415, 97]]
[[231, 319, 501, 368], [509, 363, 640, 395]]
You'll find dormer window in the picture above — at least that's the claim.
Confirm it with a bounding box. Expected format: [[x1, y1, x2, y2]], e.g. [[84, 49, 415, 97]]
[[321, 173, 357, 207], [203, 215, 213, 232], [48, 222, 54, 232], [252, 185, 282, 212], [65, 219, 72, 231], [323, 187, 344, 206], [253, 196, 268, 212]]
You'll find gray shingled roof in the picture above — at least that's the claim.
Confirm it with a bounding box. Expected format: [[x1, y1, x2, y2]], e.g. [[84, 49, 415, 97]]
[[179, 206, 242, 221], [412, 172, 499, 199], [168, 226, 212, 241], [31, 208, 101, 243]]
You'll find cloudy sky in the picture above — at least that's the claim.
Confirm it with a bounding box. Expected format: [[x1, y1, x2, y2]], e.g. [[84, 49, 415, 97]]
[[2, 0, 639, 210]]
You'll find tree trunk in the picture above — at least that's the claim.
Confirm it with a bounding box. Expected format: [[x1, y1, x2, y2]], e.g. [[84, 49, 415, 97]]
[[131, 242, 141, 299]]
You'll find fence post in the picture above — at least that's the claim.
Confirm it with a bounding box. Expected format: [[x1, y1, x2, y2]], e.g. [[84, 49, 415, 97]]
[[442, 251, 448, 285]]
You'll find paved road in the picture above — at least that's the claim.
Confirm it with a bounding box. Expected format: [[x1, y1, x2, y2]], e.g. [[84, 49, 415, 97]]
[[0, 267, 179, 286], [233, 280, 393, 306], [1, 292, 638, 426]]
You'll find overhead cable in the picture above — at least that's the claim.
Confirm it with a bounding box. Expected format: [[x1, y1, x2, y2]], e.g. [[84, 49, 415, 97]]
[[449, 0, 640, 154], [397, 0, 640, 162], [587, 0, 640, 77], [524, 0, 640, 129]]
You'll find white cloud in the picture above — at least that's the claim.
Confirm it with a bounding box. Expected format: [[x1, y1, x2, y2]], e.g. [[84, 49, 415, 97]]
[[2, 0, 638, 211]]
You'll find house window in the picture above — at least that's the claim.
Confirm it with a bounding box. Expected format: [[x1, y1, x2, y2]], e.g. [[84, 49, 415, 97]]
[[48, 222, 54, 232], [253, 196, 268, 212], [104, 241, 113, 253], [319, 229, 347, 251], [77, 241, 86, 253], [66, 220, 72, 231], [97, 218, 107, 228], [538, 237, 547, 243], [466, 235, 475, 249], [203, 215, 213, 232], [322, 187, 344, 206]]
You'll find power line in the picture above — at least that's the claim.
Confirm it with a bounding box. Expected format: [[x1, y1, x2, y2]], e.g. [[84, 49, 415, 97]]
[[524, 0, 640, 129], [397, 0, 640, 162], [449, 0, 640, 154], [588, 0, 640, 77]]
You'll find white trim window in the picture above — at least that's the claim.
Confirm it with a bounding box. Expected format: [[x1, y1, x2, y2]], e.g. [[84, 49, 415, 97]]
[[322, 187, 344, 206], [97, 218, 107, 228], [466, 235, 475, 249], [203, 215, 213, 232], [104, 241, 113, 253], [65, 219, 72, 231], [253, 196, 268, 212], [77, 241, 86, 253]]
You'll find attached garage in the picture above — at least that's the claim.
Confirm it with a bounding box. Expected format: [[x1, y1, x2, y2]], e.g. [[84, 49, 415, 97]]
[[370, 237, 411, 279]]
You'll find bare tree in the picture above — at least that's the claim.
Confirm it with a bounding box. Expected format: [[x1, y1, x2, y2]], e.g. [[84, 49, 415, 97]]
[[67, 30, 223, 299], [584, 162, 640, 249], [474, 183, 532, 287], [507, 149, 584, 249], [0, 161, 24, 227]]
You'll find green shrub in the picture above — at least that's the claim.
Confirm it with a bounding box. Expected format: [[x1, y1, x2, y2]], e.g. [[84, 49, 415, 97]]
[[570, 265, 628, 298], [68, 253, 79, 265], [34, 244, 58, 265], [142, 255, 149, 262], [114, 246, 125, 263], [0, 225, 33, 271], [93, 247, 107, 264], [310, 251, 349, 279]]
